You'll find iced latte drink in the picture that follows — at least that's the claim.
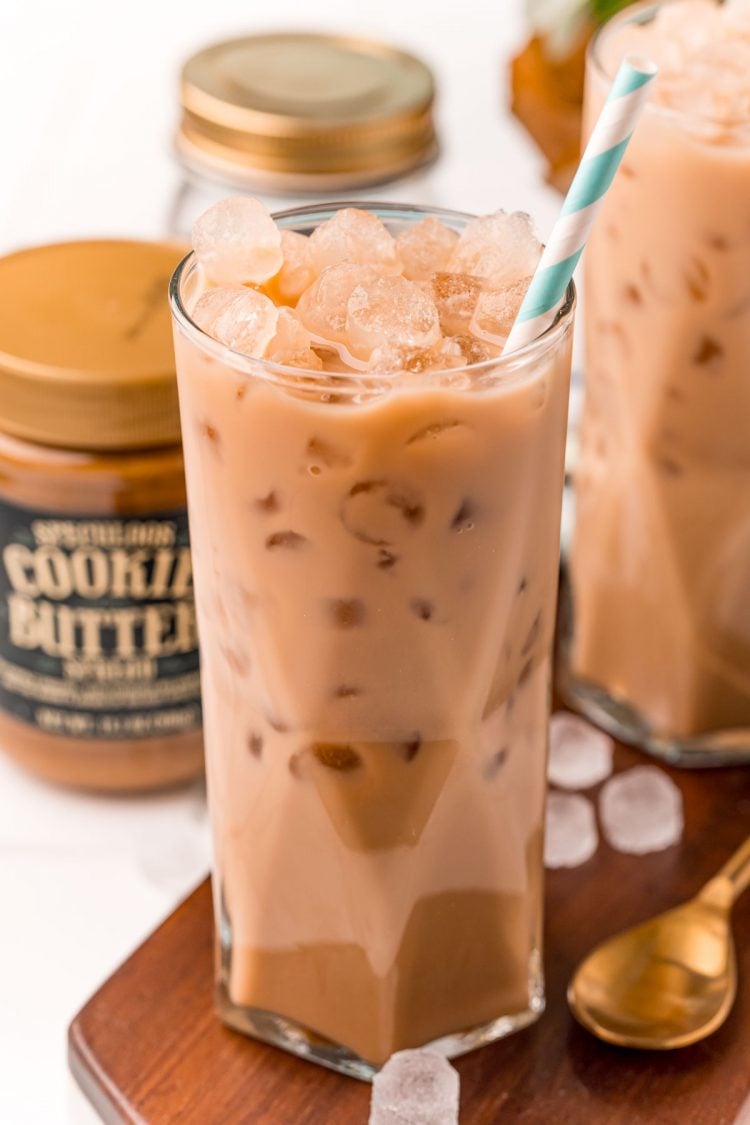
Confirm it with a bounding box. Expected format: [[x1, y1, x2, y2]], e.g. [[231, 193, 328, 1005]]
[[170, 199, 574, 1075], [564, 0, 750, 765]]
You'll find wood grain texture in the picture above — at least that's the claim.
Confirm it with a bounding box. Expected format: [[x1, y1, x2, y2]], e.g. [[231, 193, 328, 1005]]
[[69, 740, 750, 1125]]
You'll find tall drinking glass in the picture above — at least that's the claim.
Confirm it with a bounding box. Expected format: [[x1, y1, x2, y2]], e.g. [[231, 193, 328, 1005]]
[[170, 203, 574, 1077], [561, 1, 750, 766]]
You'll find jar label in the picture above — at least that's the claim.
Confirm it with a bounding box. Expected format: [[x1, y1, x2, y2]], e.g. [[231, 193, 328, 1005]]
[[0, 501, 201, 740]]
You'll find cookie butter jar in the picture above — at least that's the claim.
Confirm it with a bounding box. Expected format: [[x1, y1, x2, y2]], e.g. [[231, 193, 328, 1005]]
[[0, 240, 203, 791], [169, 32, 439, 236]]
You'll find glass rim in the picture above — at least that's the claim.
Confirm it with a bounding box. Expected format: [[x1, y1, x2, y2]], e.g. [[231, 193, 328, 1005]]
[[588, 0, 750, 137], [168, 200, 576, 388]]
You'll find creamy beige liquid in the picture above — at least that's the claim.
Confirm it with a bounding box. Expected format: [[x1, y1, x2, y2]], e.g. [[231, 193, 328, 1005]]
[[174, 307, 571, 1063], [570, 4, 750, 741]]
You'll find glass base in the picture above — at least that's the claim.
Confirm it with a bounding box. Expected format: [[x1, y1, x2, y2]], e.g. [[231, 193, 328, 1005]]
[[556, 571, 750, 768], [557, 662, 750, 769], [216, 957, 545, 1082]]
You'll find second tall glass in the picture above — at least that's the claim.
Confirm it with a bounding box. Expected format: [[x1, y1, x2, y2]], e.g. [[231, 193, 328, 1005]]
[[561, 1, 750, 766], [171, 203, 574, 1077]]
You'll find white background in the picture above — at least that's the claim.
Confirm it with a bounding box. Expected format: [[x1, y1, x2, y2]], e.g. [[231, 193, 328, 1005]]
[[0, 2, 562, 1123]]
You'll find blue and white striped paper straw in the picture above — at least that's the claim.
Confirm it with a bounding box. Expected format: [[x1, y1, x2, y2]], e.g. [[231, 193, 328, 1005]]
[[502, 56, 658, 355]]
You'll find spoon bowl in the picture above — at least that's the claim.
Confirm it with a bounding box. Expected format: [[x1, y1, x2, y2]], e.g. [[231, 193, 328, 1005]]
[[568, 835, 750, 1050], [569, 889, 736, 1048]]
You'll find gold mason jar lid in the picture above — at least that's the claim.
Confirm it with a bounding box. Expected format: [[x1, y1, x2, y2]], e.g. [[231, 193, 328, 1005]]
[[0, 240, 186, 452], [176, 32, 438, 192]]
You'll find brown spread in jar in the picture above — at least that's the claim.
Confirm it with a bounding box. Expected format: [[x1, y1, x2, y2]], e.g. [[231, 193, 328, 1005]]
[[0, 239, 203, 791]]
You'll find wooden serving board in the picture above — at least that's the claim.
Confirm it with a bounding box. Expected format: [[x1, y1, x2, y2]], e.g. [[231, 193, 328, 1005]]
[[69, 739, 750, 1125]]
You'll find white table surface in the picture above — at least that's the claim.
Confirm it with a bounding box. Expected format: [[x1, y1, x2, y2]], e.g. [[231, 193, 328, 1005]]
[[0, 2, 562, 1122]]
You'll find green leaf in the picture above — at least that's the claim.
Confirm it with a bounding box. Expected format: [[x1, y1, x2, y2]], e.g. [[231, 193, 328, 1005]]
[[590, 0, 636, 21]]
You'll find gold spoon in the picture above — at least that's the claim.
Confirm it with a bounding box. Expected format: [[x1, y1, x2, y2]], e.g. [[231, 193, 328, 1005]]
[[568, 835, 750, 1049]]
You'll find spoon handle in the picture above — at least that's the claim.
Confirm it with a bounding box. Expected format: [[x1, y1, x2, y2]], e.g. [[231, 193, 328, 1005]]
[[714, 835, 750, 902]]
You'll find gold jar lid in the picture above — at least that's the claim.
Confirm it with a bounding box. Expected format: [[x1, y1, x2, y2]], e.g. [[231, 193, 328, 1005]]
[[0, 240, 186, 452], [176, 32, 438, 192]]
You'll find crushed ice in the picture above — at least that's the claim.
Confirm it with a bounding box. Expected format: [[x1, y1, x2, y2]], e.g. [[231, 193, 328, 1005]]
[[370, 1049, 460, 1125]]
